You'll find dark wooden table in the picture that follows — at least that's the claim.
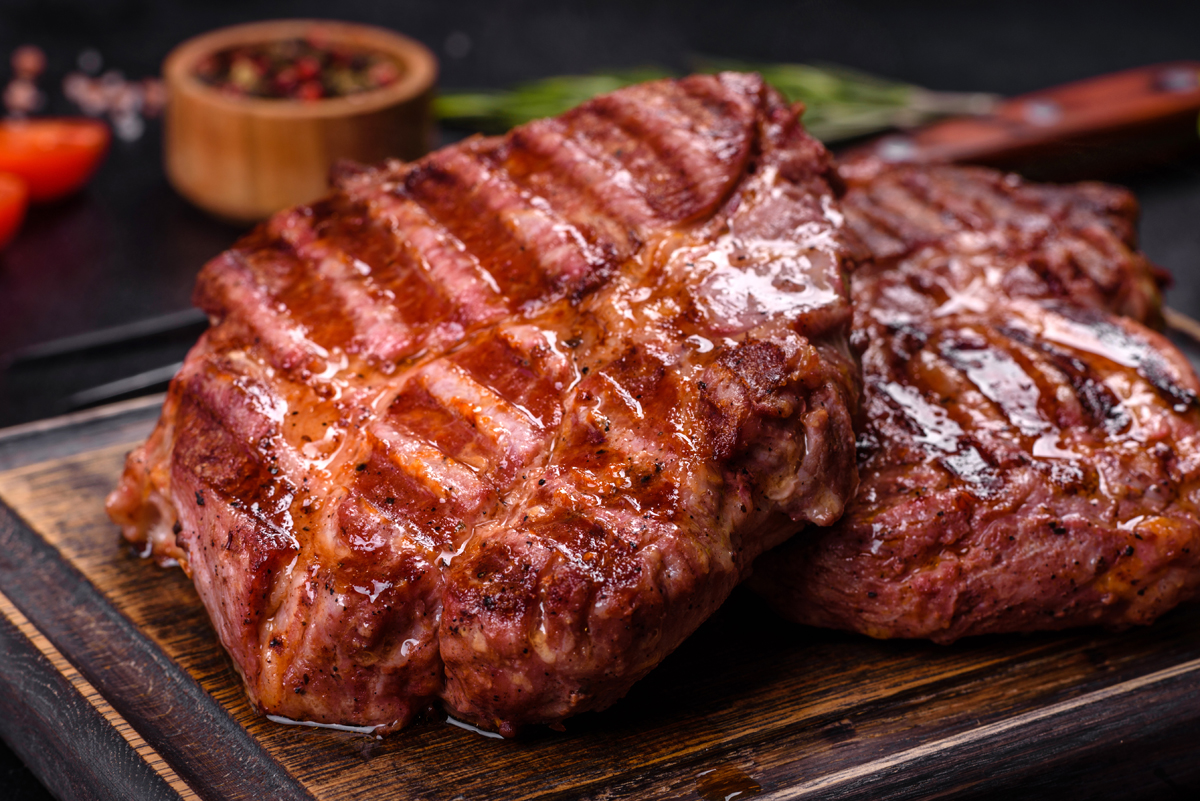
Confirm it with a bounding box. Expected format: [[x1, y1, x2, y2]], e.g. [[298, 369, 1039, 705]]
[[2, 1, 1200, 797]]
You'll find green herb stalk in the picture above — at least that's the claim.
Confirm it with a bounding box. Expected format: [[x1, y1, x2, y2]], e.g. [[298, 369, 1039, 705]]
[[434, 61, 998, 144]]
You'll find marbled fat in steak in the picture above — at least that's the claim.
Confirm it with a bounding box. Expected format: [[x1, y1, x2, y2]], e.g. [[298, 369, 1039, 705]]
[[752, 163, 1200, 643], [107, 74, 861, 734]]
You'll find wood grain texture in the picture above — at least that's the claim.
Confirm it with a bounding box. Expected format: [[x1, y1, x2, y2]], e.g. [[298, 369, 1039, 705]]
[[0, 591, 187, 801], [1, 401, 1200, 799]]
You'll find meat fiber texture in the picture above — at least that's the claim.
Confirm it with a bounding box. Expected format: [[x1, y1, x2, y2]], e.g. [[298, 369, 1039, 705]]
[[107, 73, 861, 734], [752, 163, 1200, 643]]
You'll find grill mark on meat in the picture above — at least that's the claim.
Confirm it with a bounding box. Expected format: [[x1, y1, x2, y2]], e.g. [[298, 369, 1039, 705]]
[[874, 377, 1002, 496], [875, 380, 965, 455], [842, 210, 909, 262], [448, 502, 711, 682], [385, 199, 509, 320], [312, 204, 459, 336], [938, 447, 1003, 497], [555, 109, 662, 214], [891, 318, 1138, 482], [503, 118, 649, 260], [894, 166, 991, 232], [913, 168, 1035, 230], [575, 78, 753, 222], [448, 325, 574, 430], [394, 360, 547, 484], [998, 303, 1200, 432], [266, 210, 426, 364], [937, 329, 1049, 438], [230, 235, 367, 360], [1046, 303, 1199, 412], [871, 180, 960, 240], [184, 352, 335, 479], [843, 182, 948, 261], [337, 178, 514, 340], [1017, 253, 1072, 301], [403, 144, 609, 306], [361, 419, 494, 547], [679, 71, 763, 129], [173, 362, 301, 528], [896, 169, 1119, 301], [924, 323, 1112, 479], [997, 323, 1131, 433], [194, 252, 332, 376], [295, 194, 509, 362]]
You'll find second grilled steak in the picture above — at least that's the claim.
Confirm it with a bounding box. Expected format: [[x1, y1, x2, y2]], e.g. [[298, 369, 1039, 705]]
[[751, 163, 1200, 643]]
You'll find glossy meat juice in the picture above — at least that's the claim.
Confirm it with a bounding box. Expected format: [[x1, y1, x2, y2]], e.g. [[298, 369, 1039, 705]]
[[107, 74, 861, 733], [753, 164, 1200, 642]]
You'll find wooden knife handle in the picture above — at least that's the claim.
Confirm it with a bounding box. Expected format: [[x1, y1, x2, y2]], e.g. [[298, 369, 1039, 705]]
[[841, 62, 1200, 180]]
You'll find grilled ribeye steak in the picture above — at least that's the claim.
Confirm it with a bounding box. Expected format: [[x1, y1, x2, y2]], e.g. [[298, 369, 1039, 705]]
[[107, 73, 861, 733], [751, 163, 1200, 643]]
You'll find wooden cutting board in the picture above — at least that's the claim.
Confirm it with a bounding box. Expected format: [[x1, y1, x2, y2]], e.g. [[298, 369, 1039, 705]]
[[3, 393, 1200, 801]]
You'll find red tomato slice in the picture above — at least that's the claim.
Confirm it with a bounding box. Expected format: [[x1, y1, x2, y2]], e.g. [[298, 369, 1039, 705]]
[[0, 172, 29, 250], [0, 118, 110, 203]]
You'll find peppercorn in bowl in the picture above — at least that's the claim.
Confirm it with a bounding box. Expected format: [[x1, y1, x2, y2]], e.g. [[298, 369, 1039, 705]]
[[163, 19, 437, 222]]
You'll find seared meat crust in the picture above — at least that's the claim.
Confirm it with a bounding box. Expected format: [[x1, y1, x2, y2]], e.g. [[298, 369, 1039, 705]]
[[107, 74, 860, 733], [751, 164, 1200, 643]]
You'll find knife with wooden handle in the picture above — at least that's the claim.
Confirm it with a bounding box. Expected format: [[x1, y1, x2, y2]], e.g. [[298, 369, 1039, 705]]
[[840, 61, 1200, 180]]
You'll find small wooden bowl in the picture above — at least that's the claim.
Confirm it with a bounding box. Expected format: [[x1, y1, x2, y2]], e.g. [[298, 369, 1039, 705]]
[[163, 19, 437, 222]]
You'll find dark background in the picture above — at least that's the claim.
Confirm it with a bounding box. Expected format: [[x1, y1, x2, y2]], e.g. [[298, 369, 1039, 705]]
[[2, 0, 1199, 797]]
